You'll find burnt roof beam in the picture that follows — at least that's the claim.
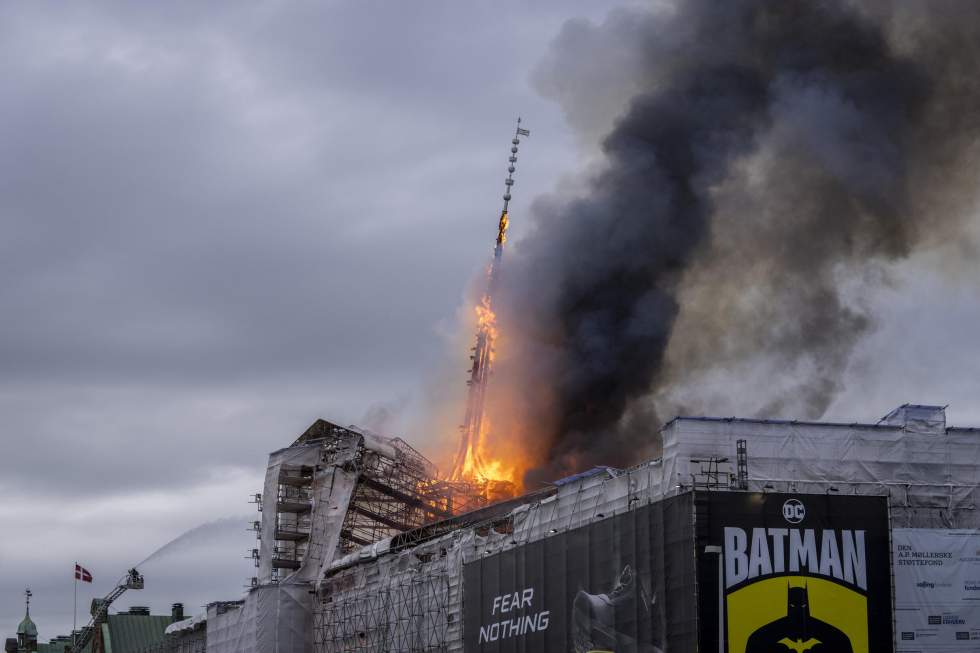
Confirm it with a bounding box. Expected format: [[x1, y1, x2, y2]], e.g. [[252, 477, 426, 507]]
[[358, 476, 453, 520], [348, 503, 416, 533]]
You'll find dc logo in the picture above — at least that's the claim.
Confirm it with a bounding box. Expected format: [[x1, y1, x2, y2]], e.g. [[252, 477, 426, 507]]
[[782, 499, 805, 524]]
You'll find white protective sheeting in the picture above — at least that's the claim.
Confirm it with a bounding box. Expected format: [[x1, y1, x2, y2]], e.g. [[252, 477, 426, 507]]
[[208, 419, 482, 653], [165, 613, 205, 635], [353, 427, 399, 461], [317, 529, 472, 651], [316, 405, 980, 651], [317, 460, 673, 651], [660, 407, 980, 528], [206, 603, 248, 653], [295, 462, 358, 584], [232, 431, 362, 651], [258, 441, 322, 583], [206, 584, 312, 653], [881, 404, 947, 434], [893, 528, 980, 651], [258, 434, 361, 584]]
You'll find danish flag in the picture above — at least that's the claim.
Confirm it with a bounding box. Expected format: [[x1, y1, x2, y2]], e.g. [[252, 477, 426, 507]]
[[74, 564, 92, 583]]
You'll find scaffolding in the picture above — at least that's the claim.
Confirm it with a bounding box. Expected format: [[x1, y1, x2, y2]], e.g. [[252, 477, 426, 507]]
[[255, 419, 488, 582], [314, 549, 459, 652], [270, 465, 314, 579], [735, 438, 748, 490], [228, 404, 980, 652], [211, 418, 494, 652], [337, 437, 486, 553], [688, 455, 732, 490]]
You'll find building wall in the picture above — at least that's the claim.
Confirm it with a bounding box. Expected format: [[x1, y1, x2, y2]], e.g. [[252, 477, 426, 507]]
[[205, 585, 311, 653], [138, 627, 205, 653], [662, 414, 980, 528], [315, 465, 665, 652], [313, 407, 980, 652]]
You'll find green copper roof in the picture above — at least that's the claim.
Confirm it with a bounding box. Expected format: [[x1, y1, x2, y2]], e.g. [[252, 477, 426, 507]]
[[38, 639, 89, 653], [102, 614, 170, 653], [17, 613, 38, 637]]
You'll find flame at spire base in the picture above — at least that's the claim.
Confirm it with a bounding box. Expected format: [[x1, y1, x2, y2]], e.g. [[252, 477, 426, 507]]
[[447, 119, 529, 499]]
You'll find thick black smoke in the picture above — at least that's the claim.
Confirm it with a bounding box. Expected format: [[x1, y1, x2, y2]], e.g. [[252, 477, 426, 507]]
[[493, 0, 980, 484]]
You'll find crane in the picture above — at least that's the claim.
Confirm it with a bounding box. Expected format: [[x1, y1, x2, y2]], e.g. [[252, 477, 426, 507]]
[[70, 568, 144, 653]]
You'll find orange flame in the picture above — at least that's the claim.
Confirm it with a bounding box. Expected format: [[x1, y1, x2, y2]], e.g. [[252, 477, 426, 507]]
[[475, 297, 497, 362], [445, 209, 542, 497], [449, 295, 528, 493]]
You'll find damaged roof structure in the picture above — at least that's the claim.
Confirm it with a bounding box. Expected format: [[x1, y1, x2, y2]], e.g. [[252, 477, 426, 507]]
[[195, 419, 488, 652], [157, 404, 980, 652]]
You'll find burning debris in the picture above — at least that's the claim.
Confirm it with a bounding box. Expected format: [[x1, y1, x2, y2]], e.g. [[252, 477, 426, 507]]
[[460, 0, 980, 487]]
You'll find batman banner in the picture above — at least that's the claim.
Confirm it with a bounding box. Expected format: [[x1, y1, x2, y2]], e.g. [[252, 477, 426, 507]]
[[696, 493, 892, 653]]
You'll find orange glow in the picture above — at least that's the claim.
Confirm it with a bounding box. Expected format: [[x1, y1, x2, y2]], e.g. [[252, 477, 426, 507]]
[[496, 211, 509, 246], [446, 206, 542, 498], [448, 293, 531, 495], [452, 296, 503, 481], [453, 413, 521, 486], [475, 297, 497, 363]]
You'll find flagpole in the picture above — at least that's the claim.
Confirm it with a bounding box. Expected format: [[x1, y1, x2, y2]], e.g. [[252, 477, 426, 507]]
[[73, 561, 77, 647]]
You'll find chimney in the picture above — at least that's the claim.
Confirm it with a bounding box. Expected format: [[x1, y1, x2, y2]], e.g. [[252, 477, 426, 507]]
[[171, 603, 184, 622]]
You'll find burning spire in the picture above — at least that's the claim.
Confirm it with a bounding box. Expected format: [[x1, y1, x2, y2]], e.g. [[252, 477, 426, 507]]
[[450, 118, 529, 482]]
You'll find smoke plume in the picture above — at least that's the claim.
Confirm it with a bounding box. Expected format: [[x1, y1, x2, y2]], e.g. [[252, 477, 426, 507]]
[[491, 0, 980, 485]]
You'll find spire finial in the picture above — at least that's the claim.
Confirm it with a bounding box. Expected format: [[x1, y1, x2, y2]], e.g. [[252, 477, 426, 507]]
[[502, 116, 530, 212], [25, 587, 32, 616]]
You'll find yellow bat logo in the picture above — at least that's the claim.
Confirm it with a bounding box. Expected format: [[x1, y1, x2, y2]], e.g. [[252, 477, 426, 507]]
[[778, 637, 822, 652]]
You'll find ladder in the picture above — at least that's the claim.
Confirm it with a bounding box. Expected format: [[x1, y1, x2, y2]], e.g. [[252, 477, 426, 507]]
[[71, 569, 144, 653]]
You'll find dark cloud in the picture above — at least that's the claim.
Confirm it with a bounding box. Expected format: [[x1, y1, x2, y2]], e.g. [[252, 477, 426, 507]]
[[493, 0, 980, 484]]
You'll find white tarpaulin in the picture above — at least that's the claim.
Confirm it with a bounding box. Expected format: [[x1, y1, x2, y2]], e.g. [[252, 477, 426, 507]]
[[660, 407, 980, 529], [256, 434, 360, 586], [258, 442, 322, 583], [206, 584, 312, 653], [894, 528, 980, 651]]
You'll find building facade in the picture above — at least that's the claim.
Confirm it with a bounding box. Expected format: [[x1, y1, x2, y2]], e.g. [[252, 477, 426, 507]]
[[144, 404, 980, 651]]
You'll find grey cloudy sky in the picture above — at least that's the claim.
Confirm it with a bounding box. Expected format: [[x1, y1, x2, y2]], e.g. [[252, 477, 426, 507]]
[[3, 0, 980, 642], [0, 0, 638, 638]]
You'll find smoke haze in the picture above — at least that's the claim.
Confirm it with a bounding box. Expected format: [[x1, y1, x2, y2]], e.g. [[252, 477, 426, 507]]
[[491, 0, 980, 484]]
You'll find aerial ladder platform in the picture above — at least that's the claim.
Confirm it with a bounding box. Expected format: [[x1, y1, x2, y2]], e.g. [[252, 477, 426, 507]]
[[70, 568, 144, 653]]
